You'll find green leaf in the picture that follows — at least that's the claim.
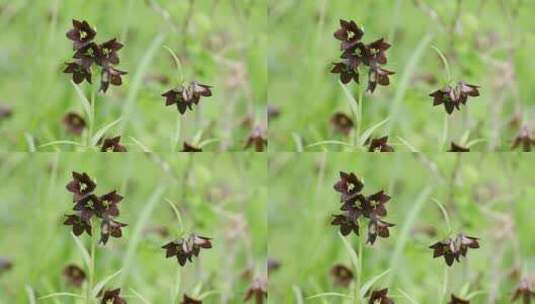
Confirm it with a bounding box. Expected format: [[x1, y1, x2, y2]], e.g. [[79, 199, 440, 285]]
[[90, 118, 122, 146], [92, 269, 123, 297]]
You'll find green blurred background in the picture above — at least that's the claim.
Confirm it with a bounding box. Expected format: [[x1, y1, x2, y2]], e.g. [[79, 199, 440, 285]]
[[0, 153, 267, 303], [268, 0, 535, 151], [269, 153, 535, 303], [0, 0, 266, 151]]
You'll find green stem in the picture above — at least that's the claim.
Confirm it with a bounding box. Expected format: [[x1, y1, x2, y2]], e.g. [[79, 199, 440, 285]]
[[354, 87, 364, 148], [87, 225, 96, 304], [354, 239, 363, 304]]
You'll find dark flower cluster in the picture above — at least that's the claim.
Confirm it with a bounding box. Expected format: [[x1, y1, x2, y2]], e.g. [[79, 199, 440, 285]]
[[512, 127, 535, 152], [162, 234, 212, 266], [368, 288, 394, 304], [162, 81, 212, 115], [429, 233, 480, 266], [244, 277, 268, 304], [331, 171, 395, 245], [449, 294, 469, 304], [330, 264, 353, 287], [331, 19, 395, 93], [63, 264, 86, 287], [181, 294, 202, 304], [100, 136, 127, 152], [63, 19, 127, 93], [512, 278, 535, 303], [63, 171, 127, 245], [366, 136, 394, 152], [99, 288, 127, 304], [429, 81, 480, 115]]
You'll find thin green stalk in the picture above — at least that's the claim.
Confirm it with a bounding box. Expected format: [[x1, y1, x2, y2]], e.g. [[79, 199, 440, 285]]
[[87, 224, 96, 304], [431, 45, 452, 84], [355, 88, 364, 148], [354, 240, 363, 304]]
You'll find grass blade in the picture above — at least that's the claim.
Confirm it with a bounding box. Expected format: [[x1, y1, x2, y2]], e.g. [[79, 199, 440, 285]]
[[129, 288, 151, 304], [359, 118, 390, 146], [38, 293, 84, 300], [397, 288, 419, 304], [90, 118, 122, 146], [307, 292, 353, 300], [119, 186, 166, 285], [71, 81, 93, 127], [92, 269, 123, 297], [360, 269, 391, 298]]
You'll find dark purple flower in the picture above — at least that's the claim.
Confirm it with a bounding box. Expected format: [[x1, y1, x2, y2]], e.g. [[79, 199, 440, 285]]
[[97, 38, 123, 66], [512, 278, 535, 303], [430, 82, 480, 115], [449, 294, 469, 304], [333, 19, 364, 51], [245, 127, 268, 152], [367, 218, 395, 245], [0, 257, 13, 274], [100, 219, 127, 245], [63, 62, 92, 84], [100, 288, 127, 304], [333, 171, 364, 204], [367, 136, 394, 152], [162, 234, 212, 266], [430, 234, 479, 266], [66, 171, 97, 202], [100, 136, 127, 152], [63, 264, 86, 287], [162, 82, 212, 115], [448, 142, 470, 152], [64, 214, 92, 236], [330, 112, 354, 135], [100, 67, 127, 93], [181, 142, 202, 152], [244, 277, 267, 304], [181, 295, 202, 304], [63, 112, 86, 135], [66, 19, 96, 50], [331, 212, 360, 236], [368, 288, 394, 304], [330, 264, 353, 287], [512, 127, 535, 152]]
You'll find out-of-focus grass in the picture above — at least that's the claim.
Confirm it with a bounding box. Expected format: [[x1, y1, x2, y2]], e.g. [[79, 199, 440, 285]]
[[0, 153, 267, 303], [268, 0, 535, 151], [268, 153, 535, 303], [0, 0, 266, 151]]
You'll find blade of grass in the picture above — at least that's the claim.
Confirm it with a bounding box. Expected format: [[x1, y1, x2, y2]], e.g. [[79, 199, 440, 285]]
[[307, 293, 353, 300], [24, 133, 36, 152], [360, 269, 391, 298], [305, 140, 353, 149], [433, 198, 452, 235], [397, 288, 419, 304], [38, 293, 85, 300], [90, 118, 122, 146], [359, 118, 390, 146], [292, 133, 304, 152], [119, 186, 166, 286], [120, 33, 166, 133], [386, 33, 433, 133], [292, 286, 305, 304], [130, 136, 152, 152], [129, 288, 151, 304], [39, 140, 85, 148], [397, 136, 419, 152], [71, 233, 91, 269], [387, 186, 432, 285], [91, 269, 123, 297], [25, 285, 37, 304]]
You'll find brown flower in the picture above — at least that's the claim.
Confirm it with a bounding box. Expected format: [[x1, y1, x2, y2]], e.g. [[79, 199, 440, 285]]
[[0, 104, 13, 120], [334, 19, 364, 51], [448, 142, 469, 152], [512, 127, 535, 152], [267, 258, 281, 274], [100, 219, 127, 245], [330, 112, 354, 135], [367, 136, 394, 152], [330, 264, 353, 287], [244, 277, 268, 304], [162, 234, 212, 266], [162, 81, 212, 115], [181, 142, 202, 152], [449, 294, 469, 304], [331, 212, 360, 236], [64, 62, 92, 84], [64, 214, 92, 236], [66, 19, 96, 50], [181, 294, 202, 304], [63, 112, 86, 135], [0, 257, 13, 274], [430, 82, 480, 115], [430, 234, 479, 266], [245, 127, 268, 152], [367, 218, 395, 245], [333, 171, 364, 204], [100, 136, 127, 152], [512, 278, 535, 303], [100, 67, 127, 93], [100, 288, 127, 304], [368, 288, 394, 304], [63, 264, 86, 287], [66, 171, 96, 202]]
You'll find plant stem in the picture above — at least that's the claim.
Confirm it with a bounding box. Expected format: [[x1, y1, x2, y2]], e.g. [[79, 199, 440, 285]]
[[354, 87, 364, 149], [87, 225, 96, 304], [354, 239, 363, 304]]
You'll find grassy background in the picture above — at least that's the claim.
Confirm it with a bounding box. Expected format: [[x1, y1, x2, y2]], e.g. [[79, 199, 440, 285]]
[[269, 153, 535, 303], [268, 0, 535, 151], [0, 153, 267, 303], [0, 0, 266, 151]]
